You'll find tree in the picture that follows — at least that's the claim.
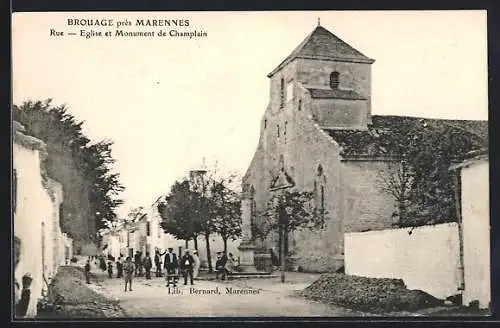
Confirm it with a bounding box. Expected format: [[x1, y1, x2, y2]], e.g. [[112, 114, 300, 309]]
[[263, 189, 326, 282], [375, 119, 485, 228], [157, 165, 243, 272], [208, 178, 242, 253], [377, 160, 415, 226], [13, 100, 124, 246], [158, 179, 205, 248]]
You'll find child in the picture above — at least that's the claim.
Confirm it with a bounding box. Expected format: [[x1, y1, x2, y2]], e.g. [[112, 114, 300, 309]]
[[123, 257, 134, 292], [107, 260, 114, 278]]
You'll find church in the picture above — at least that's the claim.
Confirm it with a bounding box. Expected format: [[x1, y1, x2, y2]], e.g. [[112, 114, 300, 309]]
[[242, 23, 488, 272]]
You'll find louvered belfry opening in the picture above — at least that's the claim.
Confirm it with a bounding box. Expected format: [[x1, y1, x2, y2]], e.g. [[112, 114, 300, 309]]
[[330, 71, 340, 89]]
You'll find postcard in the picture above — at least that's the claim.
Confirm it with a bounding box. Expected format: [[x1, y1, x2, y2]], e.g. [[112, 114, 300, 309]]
[[12, 10, 489, 319]]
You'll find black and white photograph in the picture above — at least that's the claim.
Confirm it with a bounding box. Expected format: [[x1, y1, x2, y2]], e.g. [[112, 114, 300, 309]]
[[11, 10, 489, 319]]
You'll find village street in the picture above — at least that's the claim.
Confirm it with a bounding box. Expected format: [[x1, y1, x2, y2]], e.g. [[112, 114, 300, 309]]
[[87, 270, 366, 317]]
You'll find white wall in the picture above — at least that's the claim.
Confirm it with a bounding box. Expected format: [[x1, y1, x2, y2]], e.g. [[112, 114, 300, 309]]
[[461, 160, 490, 308], [345, 222, 462, 299], [14, 142, 48, 317]]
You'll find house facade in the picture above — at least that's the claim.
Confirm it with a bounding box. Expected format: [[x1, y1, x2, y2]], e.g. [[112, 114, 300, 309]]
[[243, 24, 488, 272]]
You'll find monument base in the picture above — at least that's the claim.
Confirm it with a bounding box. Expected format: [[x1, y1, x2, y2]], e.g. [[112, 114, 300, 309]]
[[237, 240, 259, 273]]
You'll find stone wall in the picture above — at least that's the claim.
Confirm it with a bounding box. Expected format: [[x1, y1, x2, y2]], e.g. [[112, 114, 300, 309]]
[[311, 98, 368, 129], [341, 160, 398, 233], [296, 58, 372, 123]]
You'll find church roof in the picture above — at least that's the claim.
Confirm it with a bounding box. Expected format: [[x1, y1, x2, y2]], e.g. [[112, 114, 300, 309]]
[[268, 25, 375, 78], [324, 115, 488, 158], [307, 88, 367, 100]]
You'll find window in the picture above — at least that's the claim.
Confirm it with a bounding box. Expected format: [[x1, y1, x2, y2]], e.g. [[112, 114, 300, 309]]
[[286, 82, 294, 101], [280, 78, 285, 108], [59, 204, 64, 222], [284, 121, 287, 135], [277, 125, 280, 137], [146, 222, 151, 236], [320, 186, 325, 218], [315, 165, 326, 219], [330, 71, 340, 89], [13, 169, 17, 214], [264, 119, 267, 129], [298, 100, 302, 111]]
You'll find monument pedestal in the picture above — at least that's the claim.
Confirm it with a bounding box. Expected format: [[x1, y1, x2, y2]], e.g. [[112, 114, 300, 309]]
[[237, 240, 259, 273]]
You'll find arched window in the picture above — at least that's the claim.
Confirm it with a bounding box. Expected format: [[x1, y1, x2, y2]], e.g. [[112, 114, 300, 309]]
[[315, 165, 326, 219], [330, 71, 340, 89], [317, 164, 324, 177], [320, 185, 325, 219], [280, 78, 285, 108]]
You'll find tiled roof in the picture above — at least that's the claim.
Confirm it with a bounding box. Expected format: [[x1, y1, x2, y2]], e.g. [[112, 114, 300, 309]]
[[324, 115, 488, 158], [307, 88, 367, 100], [268, 25, 374, 77]]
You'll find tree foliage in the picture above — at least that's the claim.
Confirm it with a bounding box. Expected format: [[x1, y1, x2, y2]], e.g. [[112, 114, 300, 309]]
[[207, 176, 241, 251], [13, 100, 125, 242], [157, 167, 242, 254], [158, 179, 203, 243], [264, 190, 327, 233], [376, 119, 486, 227]]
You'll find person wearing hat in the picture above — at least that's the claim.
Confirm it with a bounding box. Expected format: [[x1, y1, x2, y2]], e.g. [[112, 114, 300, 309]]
[[123, 256, 134, 292], [163, 247, 178, 287], [14, 236, 31, 318], [180, 250, 195, 285], [215, 252, 224, 280], [192, 250, 201, 279]]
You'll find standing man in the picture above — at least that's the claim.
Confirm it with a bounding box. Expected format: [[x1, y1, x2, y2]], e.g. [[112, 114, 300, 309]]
[[192, 250, 201, 279], [84, 258, 91, 284], [143, 253, 153, 280], [215, 252, 223, 280], [123, 256, 134, 292], [163, 247, 178, 287], [180, 250, 195, 286], [116, 255, 123, 278], [134, 251, 141, 276], [154, 249, 162, 277]]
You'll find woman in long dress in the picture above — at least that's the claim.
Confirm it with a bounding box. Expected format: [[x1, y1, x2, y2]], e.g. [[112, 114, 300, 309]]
[[192, 250, 201, 278], [224, 253, 236, 275]]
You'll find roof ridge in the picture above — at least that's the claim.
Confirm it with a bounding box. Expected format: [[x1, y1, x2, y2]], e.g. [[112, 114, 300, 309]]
[[268, 25, 374, 77]]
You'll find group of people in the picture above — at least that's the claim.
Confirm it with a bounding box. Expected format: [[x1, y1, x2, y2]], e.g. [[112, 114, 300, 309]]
[[83, 248, 240, 292], [215, 251, 238, 280], [84, 247, 202, 291]]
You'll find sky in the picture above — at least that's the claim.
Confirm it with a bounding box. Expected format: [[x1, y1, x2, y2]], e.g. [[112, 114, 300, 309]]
[[12, 10, 488, 218]]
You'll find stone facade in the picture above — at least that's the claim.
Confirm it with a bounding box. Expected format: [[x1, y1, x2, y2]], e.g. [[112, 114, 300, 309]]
[[243, 25, 487, 273], [243, 25, 393, 272]]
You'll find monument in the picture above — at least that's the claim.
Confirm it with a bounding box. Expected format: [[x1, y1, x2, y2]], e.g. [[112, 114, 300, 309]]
[[237, 183, 259, 273]]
